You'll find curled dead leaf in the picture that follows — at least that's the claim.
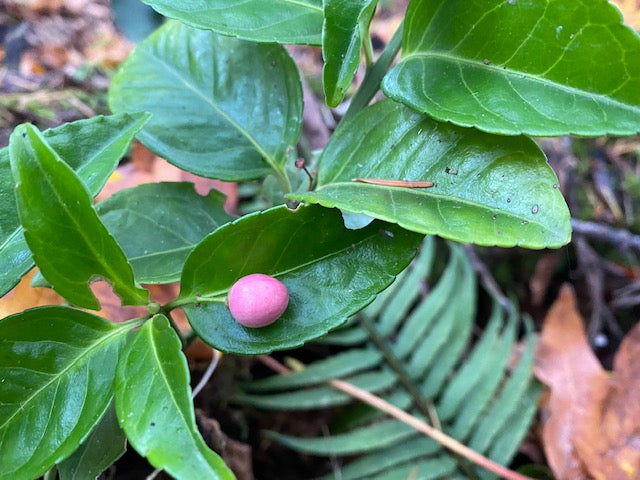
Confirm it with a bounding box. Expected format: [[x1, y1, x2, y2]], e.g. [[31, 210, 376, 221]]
[[535, 284, 640, 480]]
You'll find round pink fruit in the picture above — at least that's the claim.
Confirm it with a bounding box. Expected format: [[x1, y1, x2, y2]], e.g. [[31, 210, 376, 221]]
[[227, 274, 289, 328]]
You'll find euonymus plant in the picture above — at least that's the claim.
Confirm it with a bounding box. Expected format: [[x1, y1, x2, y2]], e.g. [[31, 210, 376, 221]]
[[0, 0, 639, 478]]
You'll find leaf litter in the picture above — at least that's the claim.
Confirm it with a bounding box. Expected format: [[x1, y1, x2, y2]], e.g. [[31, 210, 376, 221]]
[[535, 284, 640, 480]]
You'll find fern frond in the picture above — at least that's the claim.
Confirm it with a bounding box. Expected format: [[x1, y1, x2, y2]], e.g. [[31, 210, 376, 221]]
[[238, 237, 539, 479]]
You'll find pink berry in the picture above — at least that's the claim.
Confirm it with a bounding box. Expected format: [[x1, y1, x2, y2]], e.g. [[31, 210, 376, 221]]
[[227, 274, 289, 328]]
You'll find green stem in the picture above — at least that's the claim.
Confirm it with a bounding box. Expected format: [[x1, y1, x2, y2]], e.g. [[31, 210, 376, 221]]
[[274, 167, 293, 196], [164, 295, 226, 312], [363, 32, 375, 67], [342, 21, 404, 123]]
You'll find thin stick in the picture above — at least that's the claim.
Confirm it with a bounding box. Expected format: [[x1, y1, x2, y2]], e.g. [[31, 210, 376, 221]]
[[571, 217, 640, 253], [43, 467, 57, 480], [352, 178, 434, 188], [257, 355, 535, 480], [145, 468, 162, 480], [192, 349, 222, 399], [464, 245, 513, 314]]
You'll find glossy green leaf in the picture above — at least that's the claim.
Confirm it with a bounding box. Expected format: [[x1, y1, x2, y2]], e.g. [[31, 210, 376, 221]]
[[141, 0, 323, 45], [291, 101, 570, 248], [109, 20, 303, 182], [0, 307, 139, 480], [178, 204, 423, 354], [97, 182, 234, 284], [115, 315, 234, 480], [0, 113, 149, 297], [382, 0, 640, 136], [57, 401, 126, 480], [323, 0, 377, 106], [9, 124, 149, 309]]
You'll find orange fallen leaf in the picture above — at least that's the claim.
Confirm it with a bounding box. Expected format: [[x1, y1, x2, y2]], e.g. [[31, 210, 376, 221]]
[[535, 284, 640, 480], [612, 0, 640, 30], [97, 142, 238, 215], [0, 269, 64, 318]]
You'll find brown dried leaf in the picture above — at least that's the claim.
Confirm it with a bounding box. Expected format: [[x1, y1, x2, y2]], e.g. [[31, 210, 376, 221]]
[[98, 143, 238, 214], [529, 251, 561, 307], [88, 280, 147, 322], [536, 284, 640, 480], [613, 0, 640, 30], [0, 269, 64, 318], [574, 322, 640, 480], [535, 284, 609, 479]]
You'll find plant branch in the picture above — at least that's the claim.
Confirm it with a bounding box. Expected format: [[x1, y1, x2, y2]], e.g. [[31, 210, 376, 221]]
[[342, 21, 404, 122], [257, 355, 535, 480], [464, 245, 513, 314], [192, 349, 222, 398], [164, 295, 225, 312], [363, 32, 375, 67], [571, 218, 640, 253], [274, 167, 293, 197]]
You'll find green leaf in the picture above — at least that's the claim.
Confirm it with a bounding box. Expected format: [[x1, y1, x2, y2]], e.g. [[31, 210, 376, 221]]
[[109, 20, 303, 183], [244, 348, 382, 391], [323, 0, 378, 106], [316, 437, 440, 480], [178, 204, 423, 354], [0, 307, 139, 480], [382, 0, 640, 136], [0, 113, 149, 297], [97, 182, 234, 284], [291, 100, 570, 248], [9, 124, 149, 309], [237, 370, 396, 409], [57, 401, 126, 480], [141, 0, 324, 45], [115, 314, 234, 480], [268, 420, 416, 455], [373, 456, 457, 480]]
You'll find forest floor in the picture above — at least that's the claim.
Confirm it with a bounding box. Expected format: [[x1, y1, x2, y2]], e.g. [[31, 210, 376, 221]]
[[1, 0, 640, 479]]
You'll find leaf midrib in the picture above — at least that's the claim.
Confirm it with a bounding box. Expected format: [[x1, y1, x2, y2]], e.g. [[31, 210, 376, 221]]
[[399, 51, 640, 113], [0, 119, 138, 256], [173, 0, 322, 14], [144, 319, 212, 473], [139, 45, 281, 175], [26, 139, 142, 304], [280, 0, 322, 12], [193, 223, 393, 302], [300, 182, 561, 236], [0, 323, 129, 432]]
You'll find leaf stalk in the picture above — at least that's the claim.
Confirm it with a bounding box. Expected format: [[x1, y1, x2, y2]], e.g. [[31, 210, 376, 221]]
[[343, 21, 404, 122]]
